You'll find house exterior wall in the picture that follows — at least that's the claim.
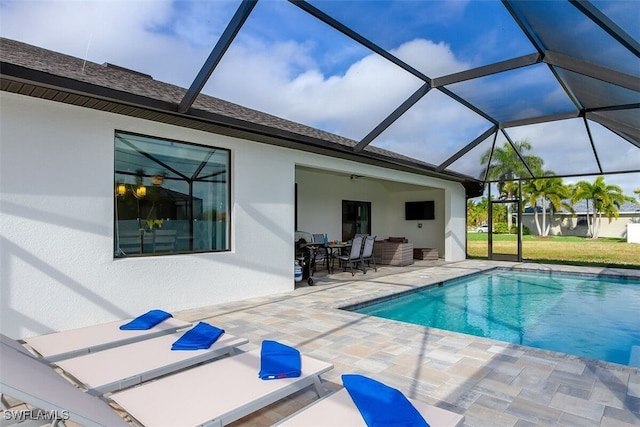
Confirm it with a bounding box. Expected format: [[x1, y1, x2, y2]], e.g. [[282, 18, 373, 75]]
[[628, 224, 640, 244], [1, 91, 466, 338], [522, 213, 640, 239], [1, 92, 298, 338]]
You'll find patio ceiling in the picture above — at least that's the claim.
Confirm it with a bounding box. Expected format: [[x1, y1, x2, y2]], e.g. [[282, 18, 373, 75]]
[[1, 0, 638, 195]]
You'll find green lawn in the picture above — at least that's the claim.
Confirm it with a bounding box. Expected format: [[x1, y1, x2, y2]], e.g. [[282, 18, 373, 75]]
[[467, 233, 640, 269]]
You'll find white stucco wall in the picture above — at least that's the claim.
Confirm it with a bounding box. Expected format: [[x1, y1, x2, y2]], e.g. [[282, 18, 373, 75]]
[[1, 92, 298, 338], [1, 91, 468, 338], [522, 214, 640, 238], [628, 223, 640, 244]]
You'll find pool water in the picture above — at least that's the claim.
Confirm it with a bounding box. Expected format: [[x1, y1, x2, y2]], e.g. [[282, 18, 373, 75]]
[[352, 269, 640, 366]]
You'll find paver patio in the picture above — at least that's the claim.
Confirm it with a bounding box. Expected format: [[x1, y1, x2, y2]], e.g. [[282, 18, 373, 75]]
[[176, 260, 640, 427]]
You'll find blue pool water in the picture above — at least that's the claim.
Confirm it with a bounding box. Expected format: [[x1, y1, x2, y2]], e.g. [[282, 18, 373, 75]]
[[351, 269, 640, 366]]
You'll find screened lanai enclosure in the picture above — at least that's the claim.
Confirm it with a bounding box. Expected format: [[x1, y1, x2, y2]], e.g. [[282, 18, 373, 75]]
[[195, 0, 639, 263], [1, 0, 638, 260], [158, 0, 640, 188]]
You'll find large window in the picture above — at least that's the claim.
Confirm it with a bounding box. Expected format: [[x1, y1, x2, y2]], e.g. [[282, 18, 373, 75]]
[[114, 131, 230, 257]]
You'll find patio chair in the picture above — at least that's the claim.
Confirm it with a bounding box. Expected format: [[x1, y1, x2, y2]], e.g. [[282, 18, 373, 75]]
[[54, 327, 249, 395], [107, 347, 334, 426], [311, 233, 328, 271], [0, 340, 130, 426], [275, 375, 464, 427], [334, 235, 364, 276], [360, 235, 377, 274], [22, 311, 191, 362]]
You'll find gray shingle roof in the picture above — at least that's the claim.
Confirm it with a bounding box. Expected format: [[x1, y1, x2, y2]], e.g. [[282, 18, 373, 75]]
[[1, 37, 462, 183], [525, 200, 639, 214], [565, 200, 640, 214]]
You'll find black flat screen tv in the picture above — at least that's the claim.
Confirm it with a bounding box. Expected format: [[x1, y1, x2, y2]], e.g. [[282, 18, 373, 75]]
[[405, 201, 435, 220]]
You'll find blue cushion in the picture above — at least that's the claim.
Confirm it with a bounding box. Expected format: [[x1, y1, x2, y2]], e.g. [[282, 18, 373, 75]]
[[171, 322, 224, 350], [342, 374, 430, 427], [258, 340, 301, 380], [119, 309, 172, 330]]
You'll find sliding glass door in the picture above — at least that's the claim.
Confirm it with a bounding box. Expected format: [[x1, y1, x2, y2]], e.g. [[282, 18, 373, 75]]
[[342, 200, 371, 241]]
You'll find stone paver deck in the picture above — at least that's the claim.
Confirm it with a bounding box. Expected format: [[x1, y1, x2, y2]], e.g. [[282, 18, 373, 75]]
[[177, 260, 640, 427]]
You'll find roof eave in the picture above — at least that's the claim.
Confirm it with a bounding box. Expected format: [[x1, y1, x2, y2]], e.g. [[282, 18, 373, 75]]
[[1, 60, 477, 187]]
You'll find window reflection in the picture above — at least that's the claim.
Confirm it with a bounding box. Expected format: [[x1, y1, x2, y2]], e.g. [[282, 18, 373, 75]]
[[114, 132, 230, 257]]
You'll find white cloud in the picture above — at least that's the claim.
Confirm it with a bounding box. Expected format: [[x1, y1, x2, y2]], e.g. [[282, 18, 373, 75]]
[[1, 0, 636, 195], [203, 37, 435, 139], [1, 0, 171, 56], [203, 37, 481, 145], [0, 0, 214, 86], [392, 38, 469, 78]]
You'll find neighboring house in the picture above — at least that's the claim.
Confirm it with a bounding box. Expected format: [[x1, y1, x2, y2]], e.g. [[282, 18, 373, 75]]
[[522, 201, 640, 238], [0, 39, 476, 338]]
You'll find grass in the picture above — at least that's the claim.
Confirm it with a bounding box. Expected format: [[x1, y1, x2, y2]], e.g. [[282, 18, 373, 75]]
[[467, 233, 640, 269]]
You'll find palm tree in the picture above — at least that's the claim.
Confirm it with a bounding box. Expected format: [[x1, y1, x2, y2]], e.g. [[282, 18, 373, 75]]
[[571, 176, 635, 239], [481, 139, 543, 230], [522, 174, 572, 236], [467, 198, 488, 229]]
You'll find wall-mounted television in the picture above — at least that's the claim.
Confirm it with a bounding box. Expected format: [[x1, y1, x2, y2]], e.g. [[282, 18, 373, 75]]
[[405, 201, 435, 220]]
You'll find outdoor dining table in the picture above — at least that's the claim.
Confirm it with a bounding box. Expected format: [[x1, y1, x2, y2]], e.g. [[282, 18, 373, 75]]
[[304, 242, 351, 274]]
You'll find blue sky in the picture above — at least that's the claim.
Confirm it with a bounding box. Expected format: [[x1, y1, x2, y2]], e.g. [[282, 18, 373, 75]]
[[1, 0, 638, 198]]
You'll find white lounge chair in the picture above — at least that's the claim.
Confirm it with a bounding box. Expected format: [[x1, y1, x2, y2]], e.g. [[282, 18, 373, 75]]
[[54, 331, 249, 395], [23, 315, 191, 362], [0, 333, 33, 356], [0, 341, 129, 426], [108, 348, 334, 426], [275, 388, 465, 427]]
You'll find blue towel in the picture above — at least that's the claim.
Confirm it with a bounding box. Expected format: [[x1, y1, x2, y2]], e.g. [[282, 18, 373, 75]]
[[258, 340, 301, 380], [342, 374, 430, 427], [119, 309, 172, 330], [171, 322, 225, 350]]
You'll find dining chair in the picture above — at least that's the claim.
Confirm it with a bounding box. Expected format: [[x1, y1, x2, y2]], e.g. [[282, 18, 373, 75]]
[[312, 234, 328, 271], [334, 235, 364, 276], [360, 235, 377, 274]]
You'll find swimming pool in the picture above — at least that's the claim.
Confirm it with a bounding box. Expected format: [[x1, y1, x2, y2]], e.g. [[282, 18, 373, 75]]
[[349, 269, 640, 366]]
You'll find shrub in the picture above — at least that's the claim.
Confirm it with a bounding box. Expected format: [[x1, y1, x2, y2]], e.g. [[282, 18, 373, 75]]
[[484, 223, 530, 234], [509, 225, 531, 235], [493, 223, 509, 234]]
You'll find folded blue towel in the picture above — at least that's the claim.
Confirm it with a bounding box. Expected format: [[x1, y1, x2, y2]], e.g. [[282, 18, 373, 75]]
[[119, 309, 172, 330], [258, 340, 301, 380], [342, 374, 430, 427], [171, 322, 225, 350]]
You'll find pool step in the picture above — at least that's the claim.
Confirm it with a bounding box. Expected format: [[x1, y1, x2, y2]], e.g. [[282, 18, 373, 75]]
[[629, 346, 640, 367]]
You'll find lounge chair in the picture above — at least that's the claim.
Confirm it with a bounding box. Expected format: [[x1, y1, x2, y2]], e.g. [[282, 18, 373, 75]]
[[275, 388, 464, 427], [22, 313, 191, 362], [54, 330, 249, 395], [108, 348, 334, 426], [0, 333, 33, 356], [0, 341, 130, 426]]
